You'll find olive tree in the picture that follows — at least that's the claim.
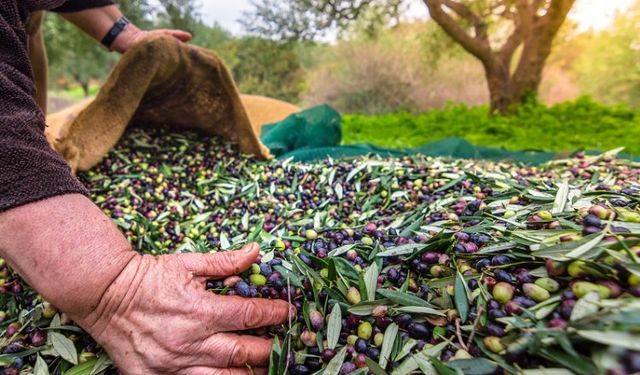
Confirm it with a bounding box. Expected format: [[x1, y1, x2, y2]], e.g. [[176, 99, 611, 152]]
[[245, 0, 575, 114]]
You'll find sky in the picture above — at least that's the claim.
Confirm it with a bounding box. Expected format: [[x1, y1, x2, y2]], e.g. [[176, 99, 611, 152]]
[[197, 0, 636, 35]]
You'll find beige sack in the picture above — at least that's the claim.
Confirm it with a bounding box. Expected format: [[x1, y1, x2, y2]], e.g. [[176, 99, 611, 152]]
[[241, 95, 301, 136], [46, 94, 301, 164], [44, 35, 300, 173]]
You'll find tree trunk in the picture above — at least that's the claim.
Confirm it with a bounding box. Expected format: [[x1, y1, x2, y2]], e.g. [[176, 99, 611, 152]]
[[508, 22, 561, 110], [483, 59, 545, 115], [71, 71, 91, 98], [423, 0, 575, 116], [80, 81, 90, 98], [483, 61, 514, 115], [482, 27, 554, 115]]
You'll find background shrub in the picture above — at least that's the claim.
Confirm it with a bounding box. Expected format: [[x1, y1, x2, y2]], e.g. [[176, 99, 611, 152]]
[[342, 97, 640, 154]]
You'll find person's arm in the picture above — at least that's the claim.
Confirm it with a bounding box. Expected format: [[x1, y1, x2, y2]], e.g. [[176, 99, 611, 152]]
[[54, 3, 192, 54], [0, 4, 287, 372], [0, 194, 291, 374]]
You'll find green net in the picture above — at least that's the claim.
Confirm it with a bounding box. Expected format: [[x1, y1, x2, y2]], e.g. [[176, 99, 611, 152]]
[[260, 105, 639, 164], [260, 104, 342, 157]]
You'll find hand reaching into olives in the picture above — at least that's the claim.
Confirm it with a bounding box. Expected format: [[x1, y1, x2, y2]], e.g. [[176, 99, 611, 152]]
[[78, 244, 291, 374], [0, 195, 290, 375]]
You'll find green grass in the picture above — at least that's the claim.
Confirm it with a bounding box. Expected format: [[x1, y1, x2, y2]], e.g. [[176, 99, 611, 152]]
[[49, 85, 101, 101], [342, 97, 640, 155]]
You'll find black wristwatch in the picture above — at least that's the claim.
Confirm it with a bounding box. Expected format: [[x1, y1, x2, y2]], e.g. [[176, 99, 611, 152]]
[[101, 16, 130, 49]]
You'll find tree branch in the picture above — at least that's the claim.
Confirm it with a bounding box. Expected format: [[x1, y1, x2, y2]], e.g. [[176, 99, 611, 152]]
[[539, 0, 575, 30], [532, 0, 547, 13], [515, 0, 535, 33], [441, 0, 489, 42], [499, 0, 545, 67], [423, 0, 492, 63], [318, 0, 377, 21]]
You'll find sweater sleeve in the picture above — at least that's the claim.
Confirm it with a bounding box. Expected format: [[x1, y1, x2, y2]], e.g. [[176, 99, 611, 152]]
[[51, 0, 115, 13], [0, 6, 88, 213]]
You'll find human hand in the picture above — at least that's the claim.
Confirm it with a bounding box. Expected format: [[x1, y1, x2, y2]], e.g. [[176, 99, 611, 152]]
[[75, 243, 291, 375], [111, 26, 192, 54]]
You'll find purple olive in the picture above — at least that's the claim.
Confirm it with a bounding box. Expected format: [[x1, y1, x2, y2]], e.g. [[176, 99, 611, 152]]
[[339, 362, 357, 375], [486, 323, 506, 337], [291, 365, 310, 375], [354, 338, 368, 353], [394, 314, 412, 329], [407, 322, 430, 340]]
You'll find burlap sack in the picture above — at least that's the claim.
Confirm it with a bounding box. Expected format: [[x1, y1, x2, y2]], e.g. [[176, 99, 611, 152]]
[[43, 34, 300, 173], [46, 95, 300, 150]]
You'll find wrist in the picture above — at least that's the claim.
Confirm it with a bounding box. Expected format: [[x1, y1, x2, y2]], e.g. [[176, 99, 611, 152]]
[[75, 253, 148, 339], [0, 195, 140, 325], [109, 23, 143, 54]]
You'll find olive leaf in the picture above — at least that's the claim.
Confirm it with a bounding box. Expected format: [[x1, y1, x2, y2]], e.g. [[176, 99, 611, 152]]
[[34, 354, 49, 375], [327, 303, 342, 350], [448, 358, 498, 375], [391, 340, 449, 375], [379, 323, 398, 369], [414, 356, 437, 375], [533, 232, 604, 261], [393, 339, 417, 362], [520, 370, 574, 375], [537, 347, 597, 375], [219, 232, 231, 250], [454, 271, 470, 323], [570, 292, 600, 321], [328, 244, 355, 257], [89, 355, 113, 375], [323, 346, 347, 375], [349, 300, 389, 316], [565, 232, 606, 259], [377, 289, 432, 308], [577, 331, 640, 351], [364, 263, 379, 301], [365, 357, 389, 375], [393, 306, 446, 317], [429, 357, 459, 375], [63, 359, 98, 375], [49, 331, 78, 365], [552, 181, 570, 214], [376, 243, 427, 257]]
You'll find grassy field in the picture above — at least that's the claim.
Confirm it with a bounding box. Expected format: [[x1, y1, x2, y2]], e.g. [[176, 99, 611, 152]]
[[342, 97, 640, 155], [47, 89, 640, 156]]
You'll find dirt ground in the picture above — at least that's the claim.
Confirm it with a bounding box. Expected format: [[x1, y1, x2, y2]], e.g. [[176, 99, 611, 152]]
[[47, 96, 79, 114]]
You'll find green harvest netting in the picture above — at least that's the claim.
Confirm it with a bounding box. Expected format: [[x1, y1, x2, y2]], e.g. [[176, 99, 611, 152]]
[[260, 104, 640, 164]]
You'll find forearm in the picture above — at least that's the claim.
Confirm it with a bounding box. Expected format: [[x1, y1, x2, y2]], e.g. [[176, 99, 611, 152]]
[[0, 194, 137, 319], [57, 5, 142, 54]]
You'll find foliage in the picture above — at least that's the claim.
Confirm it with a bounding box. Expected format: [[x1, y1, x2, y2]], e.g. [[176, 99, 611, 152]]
[[156, 0, 200, 33], [44, 0, 213, 95], [241, 0, 404, 40], [189, 21, 236, 65], [229, 37, 306, 103], [245, 0, 576, 114], [303, 22, 489, 114], [114, 0, 154, 28], [42, 0, 640, 115], [44, 0, 306, 103], [43, 13, 115, 97], [342, 97, 640, 154], [572, 0, 640, 108]]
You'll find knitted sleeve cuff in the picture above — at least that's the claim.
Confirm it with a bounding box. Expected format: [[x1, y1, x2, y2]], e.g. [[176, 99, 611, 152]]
[[51, 0, 115, 13], [0, 117, 88, 213]]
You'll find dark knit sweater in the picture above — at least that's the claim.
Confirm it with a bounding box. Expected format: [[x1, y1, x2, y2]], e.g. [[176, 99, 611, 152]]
[[0, 0, 113, 212]]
